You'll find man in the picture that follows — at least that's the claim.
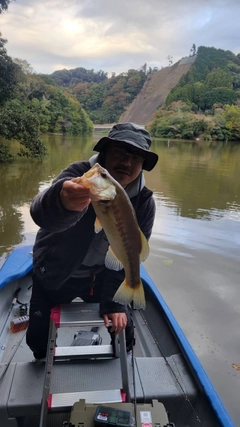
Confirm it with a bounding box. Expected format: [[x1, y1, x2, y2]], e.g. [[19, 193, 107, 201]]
[[26, 122, 158, 360]]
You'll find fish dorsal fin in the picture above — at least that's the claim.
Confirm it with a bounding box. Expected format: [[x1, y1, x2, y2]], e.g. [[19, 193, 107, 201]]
[[105, 246, 123, 271], [139, 230, 150, 262], [94, 217, 102, 233]]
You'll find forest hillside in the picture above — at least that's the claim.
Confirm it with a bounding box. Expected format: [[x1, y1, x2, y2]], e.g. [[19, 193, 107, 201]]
[[120, 56, 196, 125], [149, 46, 240, 141]]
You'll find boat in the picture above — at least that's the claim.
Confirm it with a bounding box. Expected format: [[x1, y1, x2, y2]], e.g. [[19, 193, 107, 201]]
[[0, 245, 235, 427]]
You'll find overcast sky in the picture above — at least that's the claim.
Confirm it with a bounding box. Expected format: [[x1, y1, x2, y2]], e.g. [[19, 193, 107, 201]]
[[1, 0, 240, 76]]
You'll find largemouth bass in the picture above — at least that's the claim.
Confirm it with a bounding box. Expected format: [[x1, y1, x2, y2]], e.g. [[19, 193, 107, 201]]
[[74, 163, 149, 309]]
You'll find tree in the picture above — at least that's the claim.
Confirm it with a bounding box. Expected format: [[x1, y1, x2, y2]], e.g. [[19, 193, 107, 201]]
[[0, 100, 47, 161], [13, 58, 35, 75], [190, 44, 197, 56], [166, 55, 173, 66], [0, 0, 11, 13], [204, 88, 237, 109], [222, 105, 240, 140], [0, 33, 20, 105], [206, 68, 233, 90], [0, 37, 48, 161]]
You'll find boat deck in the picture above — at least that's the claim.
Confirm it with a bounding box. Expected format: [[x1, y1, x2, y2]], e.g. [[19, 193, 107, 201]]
[[0, 264, 233, 427]]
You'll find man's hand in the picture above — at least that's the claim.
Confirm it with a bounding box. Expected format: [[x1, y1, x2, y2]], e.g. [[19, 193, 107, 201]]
[[60, 179, 91, 212], [103, 313, 127, 335]]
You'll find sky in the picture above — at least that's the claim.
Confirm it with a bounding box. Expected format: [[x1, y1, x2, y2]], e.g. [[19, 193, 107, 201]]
[[1, 0, 240, 76]]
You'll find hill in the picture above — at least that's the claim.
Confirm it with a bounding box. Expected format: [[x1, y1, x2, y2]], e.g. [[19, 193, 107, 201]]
[[149, 46, 240, 142], [48, 68, 147, 124], [120, 56, 196, 125], [45, 46, 240, 132]]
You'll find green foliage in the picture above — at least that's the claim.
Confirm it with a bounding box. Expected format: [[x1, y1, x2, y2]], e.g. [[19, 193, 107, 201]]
[[49, 67, 108, 87], [221, 105, 240, 140], [13, 58, 35, 75], [0, 37, 93, 162], [190, 44, 197, 56], [204, 88, 237, 109], [150, 101, 240, 142], [205, 68, 233, 90], [73, 69, 146, 123], [0, 35, 49, 162], [0, 33, 21, 105], [25, 80, 93, 135], [150, 102, 208, 140], [0, 100, 47, 160], [166, 46, 240, 112], [191, 46, 230, 81], [34, 65, 146, 124]]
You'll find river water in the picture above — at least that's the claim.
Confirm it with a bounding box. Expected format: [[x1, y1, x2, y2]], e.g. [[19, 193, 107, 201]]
[[0, 133, 240, 425]]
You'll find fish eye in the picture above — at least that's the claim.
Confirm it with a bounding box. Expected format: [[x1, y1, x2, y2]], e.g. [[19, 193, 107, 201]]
[[101, 173, 107, 178]]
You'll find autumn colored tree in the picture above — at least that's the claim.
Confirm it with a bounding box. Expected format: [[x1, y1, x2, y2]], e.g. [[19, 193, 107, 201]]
[[72, 69, 146, 123]]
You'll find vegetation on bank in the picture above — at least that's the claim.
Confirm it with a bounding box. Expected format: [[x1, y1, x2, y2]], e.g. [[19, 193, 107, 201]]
[[0, 35, 93, 162], [149, 101, 240, 141], [150, 47, 240, 141]]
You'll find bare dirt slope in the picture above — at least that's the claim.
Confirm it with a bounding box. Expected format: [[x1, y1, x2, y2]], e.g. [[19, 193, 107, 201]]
[[120, 56, 196, 126]]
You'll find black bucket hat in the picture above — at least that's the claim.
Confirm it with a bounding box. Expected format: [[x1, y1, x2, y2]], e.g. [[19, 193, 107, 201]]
[[93, 122, 158, 171]]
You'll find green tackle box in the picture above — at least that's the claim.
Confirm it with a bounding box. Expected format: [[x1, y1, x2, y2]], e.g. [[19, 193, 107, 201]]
[[67, 399, 170, 427]]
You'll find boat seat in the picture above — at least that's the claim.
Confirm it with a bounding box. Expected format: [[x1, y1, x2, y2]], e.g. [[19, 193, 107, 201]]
[[0, 358, 124, 419], [0, 354, 197, 423], [132, 355, 198, 418]]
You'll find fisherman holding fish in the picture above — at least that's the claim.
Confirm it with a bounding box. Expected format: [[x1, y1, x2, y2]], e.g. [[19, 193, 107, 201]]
[[27, 122, 158, 361]]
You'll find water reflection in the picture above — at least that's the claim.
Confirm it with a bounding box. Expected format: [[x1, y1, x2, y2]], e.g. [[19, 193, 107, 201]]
[[151, 196, 240, 260], [151, 138, 240, 220], [0, 159, 47, 261], [1, 134, 239, 423], [0, 135, 240, 265]]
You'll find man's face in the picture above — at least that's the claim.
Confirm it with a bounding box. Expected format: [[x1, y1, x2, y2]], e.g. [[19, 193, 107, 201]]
[[104, 143, 146, 187]]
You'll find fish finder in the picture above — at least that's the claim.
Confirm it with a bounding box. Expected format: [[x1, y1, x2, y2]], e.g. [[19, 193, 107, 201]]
[[94, 405, 132, 427]]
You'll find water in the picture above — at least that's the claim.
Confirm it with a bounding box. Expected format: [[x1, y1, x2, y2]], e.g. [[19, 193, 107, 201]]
[[0, 134, 240, 424]]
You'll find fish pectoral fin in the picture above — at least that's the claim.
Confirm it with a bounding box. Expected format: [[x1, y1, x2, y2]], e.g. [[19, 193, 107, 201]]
[[94, 217, 102, 233], [113, 279, 146, 310], [105, 246, 123, 271], [139, 230, 150, 262]]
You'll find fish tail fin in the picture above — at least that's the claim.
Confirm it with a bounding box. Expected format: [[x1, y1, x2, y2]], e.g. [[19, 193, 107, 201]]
[[113, 279, 146, 310]]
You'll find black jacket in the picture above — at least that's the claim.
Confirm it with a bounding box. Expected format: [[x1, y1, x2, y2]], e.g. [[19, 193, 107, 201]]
[[30, 161, 156, 314]]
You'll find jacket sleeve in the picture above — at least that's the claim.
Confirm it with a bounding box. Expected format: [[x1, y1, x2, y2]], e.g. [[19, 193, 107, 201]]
[[30, 162, 90, 232]]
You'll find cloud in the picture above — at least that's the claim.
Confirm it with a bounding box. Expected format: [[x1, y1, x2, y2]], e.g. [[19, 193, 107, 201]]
[[1, 0, 240, 75]]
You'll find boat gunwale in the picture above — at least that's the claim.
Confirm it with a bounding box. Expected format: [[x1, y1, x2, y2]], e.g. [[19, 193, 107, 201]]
[[140, 264, 235, 427]]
